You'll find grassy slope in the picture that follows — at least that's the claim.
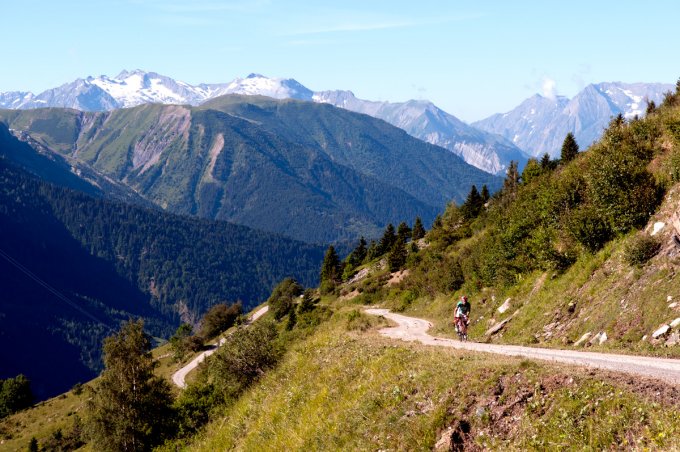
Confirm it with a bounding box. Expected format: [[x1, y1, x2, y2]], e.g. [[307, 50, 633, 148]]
[[189, 307, 680, 451], [386, 182, 680, 358]]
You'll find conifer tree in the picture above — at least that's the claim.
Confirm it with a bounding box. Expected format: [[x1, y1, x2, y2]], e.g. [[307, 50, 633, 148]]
[[412, 216, 426, 240], [320, 245, 341, 293], [560, 133, 579, 163], [87, 319, 173, 452], [540, 153, 552, 170], [480, 185, 490, 204], [387, 235, 407, 272], [503, 161, 520, 194], [378, 223, 396, 255], [366, 240, 380, 261], [396, 221, 412, 242], [461, 185, 483, 219]]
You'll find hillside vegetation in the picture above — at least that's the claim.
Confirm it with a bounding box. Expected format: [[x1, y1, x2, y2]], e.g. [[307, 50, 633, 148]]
[[0, 97, 500, 243], [4, 88, 680, 451], [342, 84, 680, 355], [0, 158, 323, 399]]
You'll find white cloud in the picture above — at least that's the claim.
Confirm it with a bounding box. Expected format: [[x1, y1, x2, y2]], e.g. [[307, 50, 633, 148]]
[[542, 77, 557, 100]]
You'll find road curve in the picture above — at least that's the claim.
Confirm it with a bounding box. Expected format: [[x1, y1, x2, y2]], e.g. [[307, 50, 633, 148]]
[[365, 308, 680, 385], [172, 305, 269, 389]]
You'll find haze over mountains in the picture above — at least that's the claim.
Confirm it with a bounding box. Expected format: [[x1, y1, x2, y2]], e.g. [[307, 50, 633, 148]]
[[473, 82, 673, 157]]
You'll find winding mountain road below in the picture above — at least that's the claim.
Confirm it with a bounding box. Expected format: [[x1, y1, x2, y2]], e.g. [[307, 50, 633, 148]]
[[172, 305, 269, 389], [365, 308, 680, 385]]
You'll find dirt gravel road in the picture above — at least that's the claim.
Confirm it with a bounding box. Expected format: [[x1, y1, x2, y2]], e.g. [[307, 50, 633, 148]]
[[172, 305, 269, 389], [365, 308, 680, 385]]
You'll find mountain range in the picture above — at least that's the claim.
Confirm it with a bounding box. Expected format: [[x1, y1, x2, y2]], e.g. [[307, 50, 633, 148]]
[[0, 96, 500, 243], [473, 82, 673, 157], [0, 70, 526, 175]]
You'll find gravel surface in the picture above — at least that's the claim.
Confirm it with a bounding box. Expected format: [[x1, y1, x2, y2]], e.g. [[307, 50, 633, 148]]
[[172, 305, 269, 388], [365, 308, 680, 385]]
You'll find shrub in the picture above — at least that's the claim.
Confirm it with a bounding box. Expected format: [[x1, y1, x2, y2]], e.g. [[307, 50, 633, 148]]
[[345, 309, 374, 331], [200, 302, 242, 339], [268, 278, 304, 320], [0, 374, 33, 418], [210, 320, 282, 399], [624, 234, 661, 266]]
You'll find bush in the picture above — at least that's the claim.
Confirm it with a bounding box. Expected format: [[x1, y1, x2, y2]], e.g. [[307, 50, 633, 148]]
[[624, 234, 661, 266], [200, 302, 242, 339], [210, 320, 282, 399], [174, 382, 219, 437], [267, 278, 304, 320], [0, 374, 33, 418], [345, 309, 374, 331]]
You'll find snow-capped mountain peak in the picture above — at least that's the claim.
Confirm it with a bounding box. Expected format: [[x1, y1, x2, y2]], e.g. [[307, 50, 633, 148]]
[[473, 82, 672, 157]]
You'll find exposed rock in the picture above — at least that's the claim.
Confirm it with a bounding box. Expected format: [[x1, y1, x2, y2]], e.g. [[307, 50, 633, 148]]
[[588, 332, 603, 346], [497, 298, 511, 314], [347, 268, 369, 285], [667, 295, 673, 302], [485, 317, 511, 336], [670, 302, 679, 310], [652, 324, 671, 339], [641, 335, 648, 341], [670, 318, 680, 329], [598, 331, 608, 345], [651, 221, 665, 236], [434, 420, 470, 452], [574, 332, 592, 347], [666, 332, 680, 346]]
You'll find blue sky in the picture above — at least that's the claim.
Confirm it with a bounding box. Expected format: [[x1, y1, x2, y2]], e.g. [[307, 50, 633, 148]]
[[2, 0, 678, 121]]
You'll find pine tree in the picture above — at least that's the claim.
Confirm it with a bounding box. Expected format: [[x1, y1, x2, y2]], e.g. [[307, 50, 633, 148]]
[[387, 235, 407, 272], [378, 223, 396, 255], [366, 240, 380, 261], [540, 153, 552, 170], [354, 236, 368, 263], [87, 320, 173, 452], [646, 99, 656, 115], [412, 216, 426, 240], [320, 245, 341, 293], [560, 133, 579, 163], [396, 221, 412, 242], [503, 161, 520, 194], [461, 185, 483, 219], [480, 185, 490, 204]]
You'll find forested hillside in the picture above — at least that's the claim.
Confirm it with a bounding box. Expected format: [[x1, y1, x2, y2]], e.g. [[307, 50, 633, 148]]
[[0, 98, 500, 243], [0, 158, 324, 399]]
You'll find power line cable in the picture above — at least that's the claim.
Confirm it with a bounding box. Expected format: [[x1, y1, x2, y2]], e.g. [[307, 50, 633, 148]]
[[0, 246, 115, 333]]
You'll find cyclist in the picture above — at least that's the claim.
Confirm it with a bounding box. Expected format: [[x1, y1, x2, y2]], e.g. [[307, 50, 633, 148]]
[[454, 295, 471, 339]]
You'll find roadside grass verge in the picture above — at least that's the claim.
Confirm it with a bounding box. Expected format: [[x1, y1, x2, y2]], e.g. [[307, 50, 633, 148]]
[[189, 310, 680, 451]]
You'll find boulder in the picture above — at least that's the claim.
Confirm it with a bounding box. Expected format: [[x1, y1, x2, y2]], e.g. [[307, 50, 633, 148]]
[[670, 318, 680, 329], [665, 332, 680, 347], [497, 298, 511, 314], [651, 221, 665, 236], [574, 332, 592, 347], [598, 331, 608, 345], [652, 324, 671, 339], [588, 332, 606, 346], [669, 302, 679, 309]]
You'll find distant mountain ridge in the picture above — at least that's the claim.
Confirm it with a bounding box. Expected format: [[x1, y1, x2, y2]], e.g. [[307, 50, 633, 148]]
[[473, 82, 674, 157], [0, 97, 500, 243], [0, 70, 525, 174]]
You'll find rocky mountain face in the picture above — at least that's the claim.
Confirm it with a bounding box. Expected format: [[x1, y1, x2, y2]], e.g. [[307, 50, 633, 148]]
[[312, 90, 527, 175], [0, 71, 525, 175], [0, 97, 500, 243], [473, 82, 673, 157]]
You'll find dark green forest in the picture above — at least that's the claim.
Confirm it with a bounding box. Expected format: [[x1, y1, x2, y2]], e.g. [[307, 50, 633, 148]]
[[0, 156, 324, 399]]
